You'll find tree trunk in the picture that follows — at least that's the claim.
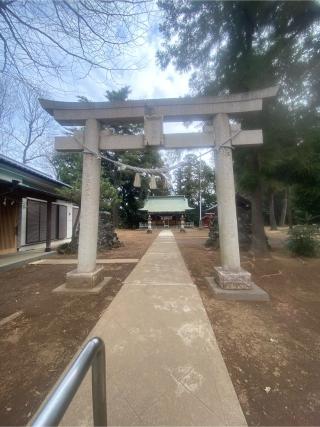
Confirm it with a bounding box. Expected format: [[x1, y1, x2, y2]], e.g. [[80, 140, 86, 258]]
[[279, 189, 288, 227], [269, 191, 278, 230], [250, 185, 269, 254], [287, 186, 293, 229], [112, 203, 119, 228], [71, 206, 81, 243]]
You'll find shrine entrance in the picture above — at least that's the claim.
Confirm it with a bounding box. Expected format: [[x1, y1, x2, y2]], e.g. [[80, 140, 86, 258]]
[[40, 86, 278, 295]]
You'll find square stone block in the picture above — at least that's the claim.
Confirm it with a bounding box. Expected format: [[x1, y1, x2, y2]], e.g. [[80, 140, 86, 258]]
[[65, 266, 105, 289], [53, 277, 111, 294], [214, 266, 252, 290], [206, 277, 270, 301]]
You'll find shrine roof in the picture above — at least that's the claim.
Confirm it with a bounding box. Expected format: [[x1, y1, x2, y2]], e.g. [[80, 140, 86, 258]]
[[140, 196, 193, 213]]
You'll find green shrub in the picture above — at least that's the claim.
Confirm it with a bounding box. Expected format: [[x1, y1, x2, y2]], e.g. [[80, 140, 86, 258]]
[[287, 225, 319, 257]]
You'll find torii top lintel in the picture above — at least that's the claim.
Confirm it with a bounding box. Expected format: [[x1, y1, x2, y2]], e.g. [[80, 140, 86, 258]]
[[39, 86, 278, 126]]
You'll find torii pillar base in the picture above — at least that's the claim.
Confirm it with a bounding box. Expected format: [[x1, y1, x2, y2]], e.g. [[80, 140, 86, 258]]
[[66, 266, 105, 289], [54, 267, 111, 294], [213, 266, 252, 290], [206, 276, 269, 301]]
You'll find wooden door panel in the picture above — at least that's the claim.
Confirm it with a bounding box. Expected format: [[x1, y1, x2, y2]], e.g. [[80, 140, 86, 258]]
[[0, 203, 18, 253]]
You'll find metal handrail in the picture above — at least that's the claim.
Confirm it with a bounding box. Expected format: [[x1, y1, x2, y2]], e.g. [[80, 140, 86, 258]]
[[31, 337, 107, 427]]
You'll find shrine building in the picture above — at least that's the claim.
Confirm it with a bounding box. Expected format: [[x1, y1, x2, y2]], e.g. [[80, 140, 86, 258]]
[[140, 195, 193, 228]]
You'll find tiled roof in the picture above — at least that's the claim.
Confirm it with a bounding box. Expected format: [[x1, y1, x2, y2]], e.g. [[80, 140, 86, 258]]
[[140, 196, 193, 213], [0, 154, 70, 188]]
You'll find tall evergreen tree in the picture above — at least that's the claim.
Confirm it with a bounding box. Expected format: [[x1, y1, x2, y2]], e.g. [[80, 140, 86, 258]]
[[174, 154, 215, 225], [104, 86, 166, 228], [52, 87, 166, 229], [158, 0, 320, 253]]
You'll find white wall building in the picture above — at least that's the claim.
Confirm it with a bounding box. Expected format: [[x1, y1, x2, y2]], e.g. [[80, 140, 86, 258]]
[[0, 154, 78, 254]]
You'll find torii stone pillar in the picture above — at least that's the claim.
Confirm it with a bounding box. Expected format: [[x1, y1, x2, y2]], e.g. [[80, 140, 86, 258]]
[[213, 114, 252, 289], [65, 118, 106, 290]]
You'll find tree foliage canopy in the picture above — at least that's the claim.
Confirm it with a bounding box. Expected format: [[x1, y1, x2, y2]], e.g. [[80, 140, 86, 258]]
[[174, 153, 215, 225], [158, 0, 320, 231], [53, 85, 166, 228], [158, 1, 320, 102], [103, 85, 166, 227]]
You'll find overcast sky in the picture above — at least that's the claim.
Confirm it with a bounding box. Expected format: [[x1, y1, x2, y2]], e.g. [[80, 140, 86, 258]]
[[47, 14, 203, 136], [51, 19, 191, 101], [4, 7, 213, 174], [44, 16, 214, 174]]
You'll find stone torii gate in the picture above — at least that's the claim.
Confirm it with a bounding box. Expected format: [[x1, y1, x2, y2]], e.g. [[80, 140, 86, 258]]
[[40, 86, 278, 296]]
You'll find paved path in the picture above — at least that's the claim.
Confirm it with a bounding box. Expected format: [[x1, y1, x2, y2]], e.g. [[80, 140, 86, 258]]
[[30, 258, 139, 265], [0, 249, 55, 271], [61, 230, 246, 426]]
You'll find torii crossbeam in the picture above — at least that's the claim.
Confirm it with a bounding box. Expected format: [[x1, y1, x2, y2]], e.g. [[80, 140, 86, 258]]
[[40, 86, 278, 297]]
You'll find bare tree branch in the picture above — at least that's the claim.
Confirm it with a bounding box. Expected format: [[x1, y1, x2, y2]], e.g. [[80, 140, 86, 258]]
[[0, 0, 154, 83], [0, 80, 56, 166]]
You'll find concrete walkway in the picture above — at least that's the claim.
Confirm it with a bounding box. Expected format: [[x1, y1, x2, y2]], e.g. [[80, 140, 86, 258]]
[[61, 230, 246, 426], [30, 258, 139, 265], [0, 249, 55, 272]]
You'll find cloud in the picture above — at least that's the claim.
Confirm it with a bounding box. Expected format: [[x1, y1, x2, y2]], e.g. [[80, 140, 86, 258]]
[[47, 19, 212, 141], [50, 24, 191, 102]]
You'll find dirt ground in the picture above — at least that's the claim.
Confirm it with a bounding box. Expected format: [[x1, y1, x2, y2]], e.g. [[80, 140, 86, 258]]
[[175, 228, 320, 426], [1, 227, 320, 426], [0, 230, 157, 426]]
